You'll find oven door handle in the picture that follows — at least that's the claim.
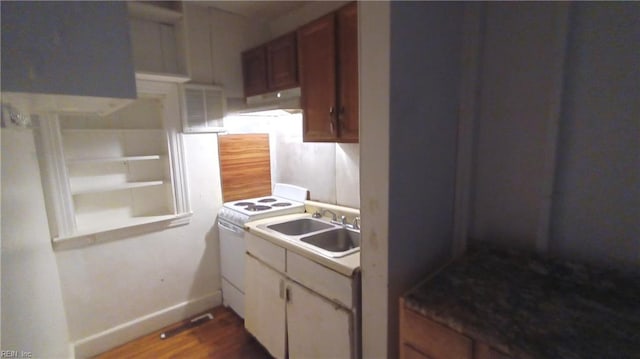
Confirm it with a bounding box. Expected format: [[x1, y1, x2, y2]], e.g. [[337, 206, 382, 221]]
[[218, 219, 244, 234]]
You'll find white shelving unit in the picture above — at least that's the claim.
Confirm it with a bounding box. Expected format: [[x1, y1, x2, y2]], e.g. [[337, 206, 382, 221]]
[[37, 80, 191, 246]]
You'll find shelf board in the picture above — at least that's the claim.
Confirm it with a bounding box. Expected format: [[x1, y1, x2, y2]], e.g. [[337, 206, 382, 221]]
[[71, 180, 164, 195], [66, 155, 162, 165], [52, 212, 193, 250]]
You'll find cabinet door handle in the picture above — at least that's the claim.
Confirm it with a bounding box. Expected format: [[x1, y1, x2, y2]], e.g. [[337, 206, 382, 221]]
[[285, 286, 291, 302], [329, 106, 336, 134], [279, 279, 285, 300]]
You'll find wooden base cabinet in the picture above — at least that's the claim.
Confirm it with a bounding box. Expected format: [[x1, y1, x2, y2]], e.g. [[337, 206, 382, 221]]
[[244, 231, 358, 359], [400, 298, 512, 359]]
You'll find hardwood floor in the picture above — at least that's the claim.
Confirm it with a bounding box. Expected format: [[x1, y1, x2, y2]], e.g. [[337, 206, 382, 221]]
[[95, 306, 272, 359]]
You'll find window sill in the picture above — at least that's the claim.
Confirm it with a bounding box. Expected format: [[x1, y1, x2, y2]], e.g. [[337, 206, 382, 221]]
[[52, 212, 192, 250]]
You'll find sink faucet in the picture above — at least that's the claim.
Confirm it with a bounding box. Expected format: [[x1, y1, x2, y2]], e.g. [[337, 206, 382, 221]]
[[312, 209, 358, 229], [320, 209, 337, 221]]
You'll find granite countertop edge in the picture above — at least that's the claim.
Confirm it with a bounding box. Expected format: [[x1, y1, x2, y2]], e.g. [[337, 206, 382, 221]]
[[403, 246, 640, 359]]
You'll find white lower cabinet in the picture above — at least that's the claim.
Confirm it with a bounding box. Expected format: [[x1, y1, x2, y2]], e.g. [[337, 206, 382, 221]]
[[244, 232, 358, 359], [245, 254, 286, 359], [287, 280, 353, 359]]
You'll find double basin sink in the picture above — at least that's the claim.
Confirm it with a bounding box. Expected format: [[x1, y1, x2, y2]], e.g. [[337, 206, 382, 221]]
[[257, 218, 360, 258]]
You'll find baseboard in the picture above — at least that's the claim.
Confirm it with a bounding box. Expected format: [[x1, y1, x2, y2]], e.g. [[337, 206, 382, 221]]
[[72, 290, 222, 358]]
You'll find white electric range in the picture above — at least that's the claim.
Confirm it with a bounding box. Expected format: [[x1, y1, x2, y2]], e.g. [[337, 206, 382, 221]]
[[217, 183, 308, 318]]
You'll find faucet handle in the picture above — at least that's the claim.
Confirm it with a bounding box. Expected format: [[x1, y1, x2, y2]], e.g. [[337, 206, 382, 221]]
[[340, 215, 347, 225], [312, 210, 322, 218], [352, 217, 360, 230]]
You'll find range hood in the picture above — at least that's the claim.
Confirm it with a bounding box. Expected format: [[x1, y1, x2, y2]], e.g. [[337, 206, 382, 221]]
[[227, 87, 301, 114]]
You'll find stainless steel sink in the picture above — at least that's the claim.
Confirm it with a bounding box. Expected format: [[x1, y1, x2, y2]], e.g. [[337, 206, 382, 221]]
[[301, 228, 360, 257], [267, 218, 335, 236], [259, 217, 361, 258]]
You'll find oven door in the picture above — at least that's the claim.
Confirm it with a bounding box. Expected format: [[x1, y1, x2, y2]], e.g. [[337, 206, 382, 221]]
[[219, 217, 247, 318], [218, 218, 246, 293]]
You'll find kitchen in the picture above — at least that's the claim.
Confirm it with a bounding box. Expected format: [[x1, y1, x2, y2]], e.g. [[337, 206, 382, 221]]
[[2, 1, 639, 359], [2, 1, 360, 358]]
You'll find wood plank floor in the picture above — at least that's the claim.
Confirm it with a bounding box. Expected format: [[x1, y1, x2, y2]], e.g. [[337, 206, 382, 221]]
[[94, 306, 272, 359]]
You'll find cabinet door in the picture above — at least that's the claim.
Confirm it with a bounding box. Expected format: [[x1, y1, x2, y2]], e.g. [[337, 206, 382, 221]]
[[287, 281, 353, 359], [298, 13, 338, 142], [244, 255, 286, 359], [1, 2, 136, 99], [267, 33, 298, 91], [242, 46, 268, 97], [337, 2, 359, 142]]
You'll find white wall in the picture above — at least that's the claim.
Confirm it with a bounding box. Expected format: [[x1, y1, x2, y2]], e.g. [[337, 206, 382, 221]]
[[209, 6, 271, 98], [1, 128, 71, 358], [469, 3, 568, 250], [550, 3, 640, 271], [184, 3, 215, 84], [54, 134, 223, 357], [223, 113, 360, 208], [467, 3, 640, 273], [178, 3, 271, 91], [268, 1, 349, 37], [387, 3, 464, 357], [359, 2, 390, 358], [1, 128, 223, 357]]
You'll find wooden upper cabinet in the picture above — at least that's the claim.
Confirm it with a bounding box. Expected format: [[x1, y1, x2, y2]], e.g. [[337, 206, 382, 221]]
[[267, 33, 298, 91], [298, 13, 337, 142], [242, 32, 298, 97], [337, 2, 359, 142], [298, 2, 358, 143], [242, 46, 268, 97]]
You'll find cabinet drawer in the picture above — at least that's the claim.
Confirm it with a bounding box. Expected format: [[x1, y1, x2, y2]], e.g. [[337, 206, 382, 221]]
[[245, 231, 285, 272], [474, 342, 513, 359], [404, 344, 433, 359], [286, 250, 353, 308], [401, 307, 472, 359]]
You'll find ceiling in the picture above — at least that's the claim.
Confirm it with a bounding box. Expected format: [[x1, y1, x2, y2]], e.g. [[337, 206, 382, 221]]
[[196, 1, 309, 21]]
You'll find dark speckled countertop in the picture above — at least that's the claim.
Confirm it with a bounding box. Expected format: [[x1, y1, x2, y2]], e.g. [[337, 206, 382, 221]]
[[404, 246, 640, 359]]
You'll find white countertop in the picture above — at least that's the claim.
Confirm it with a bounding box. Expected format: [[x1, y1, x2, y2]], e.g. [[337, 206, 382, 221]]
[[244, 212, 361, 277]]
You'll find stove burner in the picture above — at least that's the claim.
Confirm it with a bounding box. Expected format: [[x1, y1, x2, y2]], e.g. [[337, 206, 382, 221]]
[[245, 205, 271, 211], [258, 198, 277, 203], [234, 201, 255, 206], [272, 202, 292, 207]]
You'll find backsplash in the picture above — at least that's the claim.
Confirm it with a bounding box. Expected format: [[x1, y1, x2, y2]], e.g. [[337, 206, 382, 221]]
[[223, 112, 360, 208]]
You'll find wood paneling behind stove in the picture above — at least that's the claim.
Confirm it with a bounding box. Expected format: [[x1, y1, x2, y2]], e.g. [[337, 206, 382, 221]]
[[219, 134, 272, 202]]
